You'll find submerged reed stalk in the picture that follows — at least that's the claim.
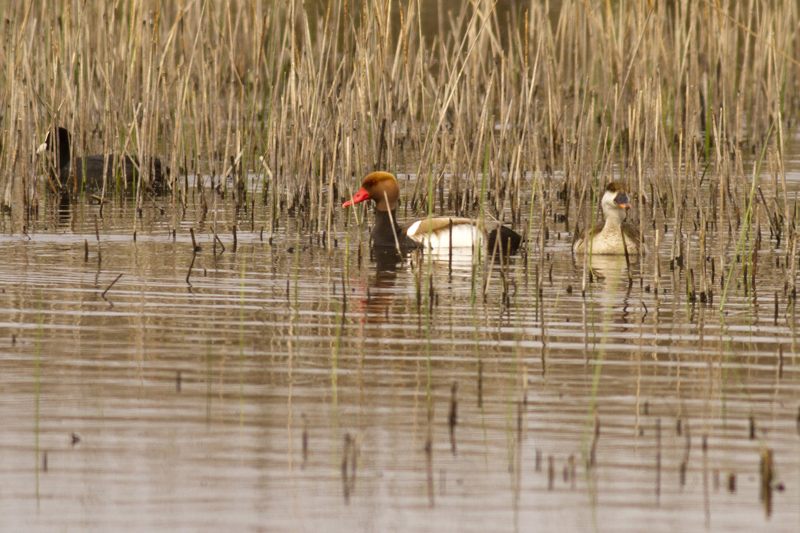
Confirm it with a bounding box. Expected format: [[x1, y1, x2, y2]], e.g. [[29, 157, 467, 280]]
[[760, 447, 774, 517], [655, 418, 661, 503], [100, 273, 123, 300], [448, 381, 458, 456], [342, 433, 351, 505], [302, 414, 308, 468]]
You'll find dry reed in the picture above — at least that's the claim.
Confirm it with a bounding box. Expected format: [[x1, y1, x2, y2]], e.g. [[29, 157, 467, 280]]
[[0, 0, 795, 303]]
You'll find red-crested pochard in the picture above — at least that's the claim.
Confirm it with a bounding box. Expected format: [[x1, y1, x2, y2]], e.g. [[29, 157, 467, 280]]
[[343, 172, 522, 255], [573, 181, 644, 255]]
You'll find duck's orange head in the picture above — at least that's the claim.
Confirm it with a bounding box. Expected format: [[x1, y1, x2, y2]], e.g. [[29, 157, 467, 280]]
[[342, 171, 400, 211]]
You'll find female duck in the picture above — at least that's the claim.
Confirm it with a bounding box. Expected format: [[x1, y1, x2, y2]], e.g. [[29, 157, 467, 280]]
[[573, 181, 644, 255], [342, 171, 522, 255]]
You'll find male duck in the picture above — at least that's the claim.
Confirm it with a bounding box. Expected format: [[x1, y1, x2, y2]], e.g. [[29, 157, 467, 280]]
[[343, 171, 522, 255]]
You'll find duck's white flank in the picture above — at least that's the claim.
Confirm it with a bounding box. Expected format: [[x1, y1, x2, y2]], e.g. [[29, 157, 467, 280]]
[[406, 220, 483, 249]]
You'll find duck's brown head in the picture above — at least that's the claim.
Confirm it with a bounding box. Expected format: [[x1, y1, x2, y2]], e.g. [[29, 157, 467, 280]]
[[603, 181, 631, 210], [342, 171, 399, 212]]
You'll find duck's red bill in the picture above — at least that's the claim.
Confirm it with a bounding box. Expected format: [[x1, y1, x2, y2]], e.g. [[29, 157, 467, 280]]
[[342, 187, 371, 208]]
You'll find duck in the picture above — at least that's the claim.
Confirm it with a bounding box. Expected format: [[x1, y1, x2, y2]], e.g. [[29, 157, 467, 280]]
[[342, 171, 522, 255], [39, 126, 168, 194], [572, 181, 644, 255]]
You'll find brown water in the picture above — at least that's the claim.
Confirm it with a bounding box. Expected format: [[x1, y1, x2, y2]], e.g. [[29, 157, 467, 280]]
[[1, 166, 800, 532]]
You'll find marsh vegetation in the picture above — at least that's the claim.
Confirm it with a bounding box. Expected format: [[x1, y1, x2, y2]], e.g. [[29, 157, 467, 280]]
[[1, 0, 800, 530]]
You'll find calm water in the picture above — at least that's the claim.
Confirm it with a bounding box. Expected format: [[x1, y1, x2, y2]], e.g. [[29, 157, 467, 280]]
[[1, 156, 800, 533]]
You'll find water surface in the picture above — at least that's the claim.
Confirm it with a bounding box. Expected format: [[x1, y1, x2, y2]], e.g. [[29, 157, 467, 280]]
[[0, 170, 799, 532]]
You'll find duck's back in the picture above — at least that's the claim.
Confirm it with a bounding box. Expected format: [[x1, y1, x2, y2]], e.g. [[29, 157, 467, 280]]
[[64, 155, 167, 192]]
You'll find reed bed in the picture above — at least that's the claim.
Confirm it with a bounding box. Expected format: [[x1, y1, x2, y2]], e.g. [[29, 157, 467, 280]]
[[2, 2, 799, 522], [0, 0, 798, 299]]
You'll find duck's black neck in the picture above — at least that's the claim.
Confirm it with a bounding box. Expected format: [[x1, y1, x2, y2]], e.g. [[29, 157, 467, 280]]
[[372, 209, 415, 248], [54, 128, 73, 170]]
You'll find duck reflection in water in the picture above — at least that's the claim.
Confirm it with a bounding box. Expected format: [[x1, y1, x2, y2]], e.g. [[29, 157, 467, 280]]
[[577, 254, 641, 282], [575, 254, 639, 326], [355, 247, 407, 324], [356, 246, 490, 324]]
